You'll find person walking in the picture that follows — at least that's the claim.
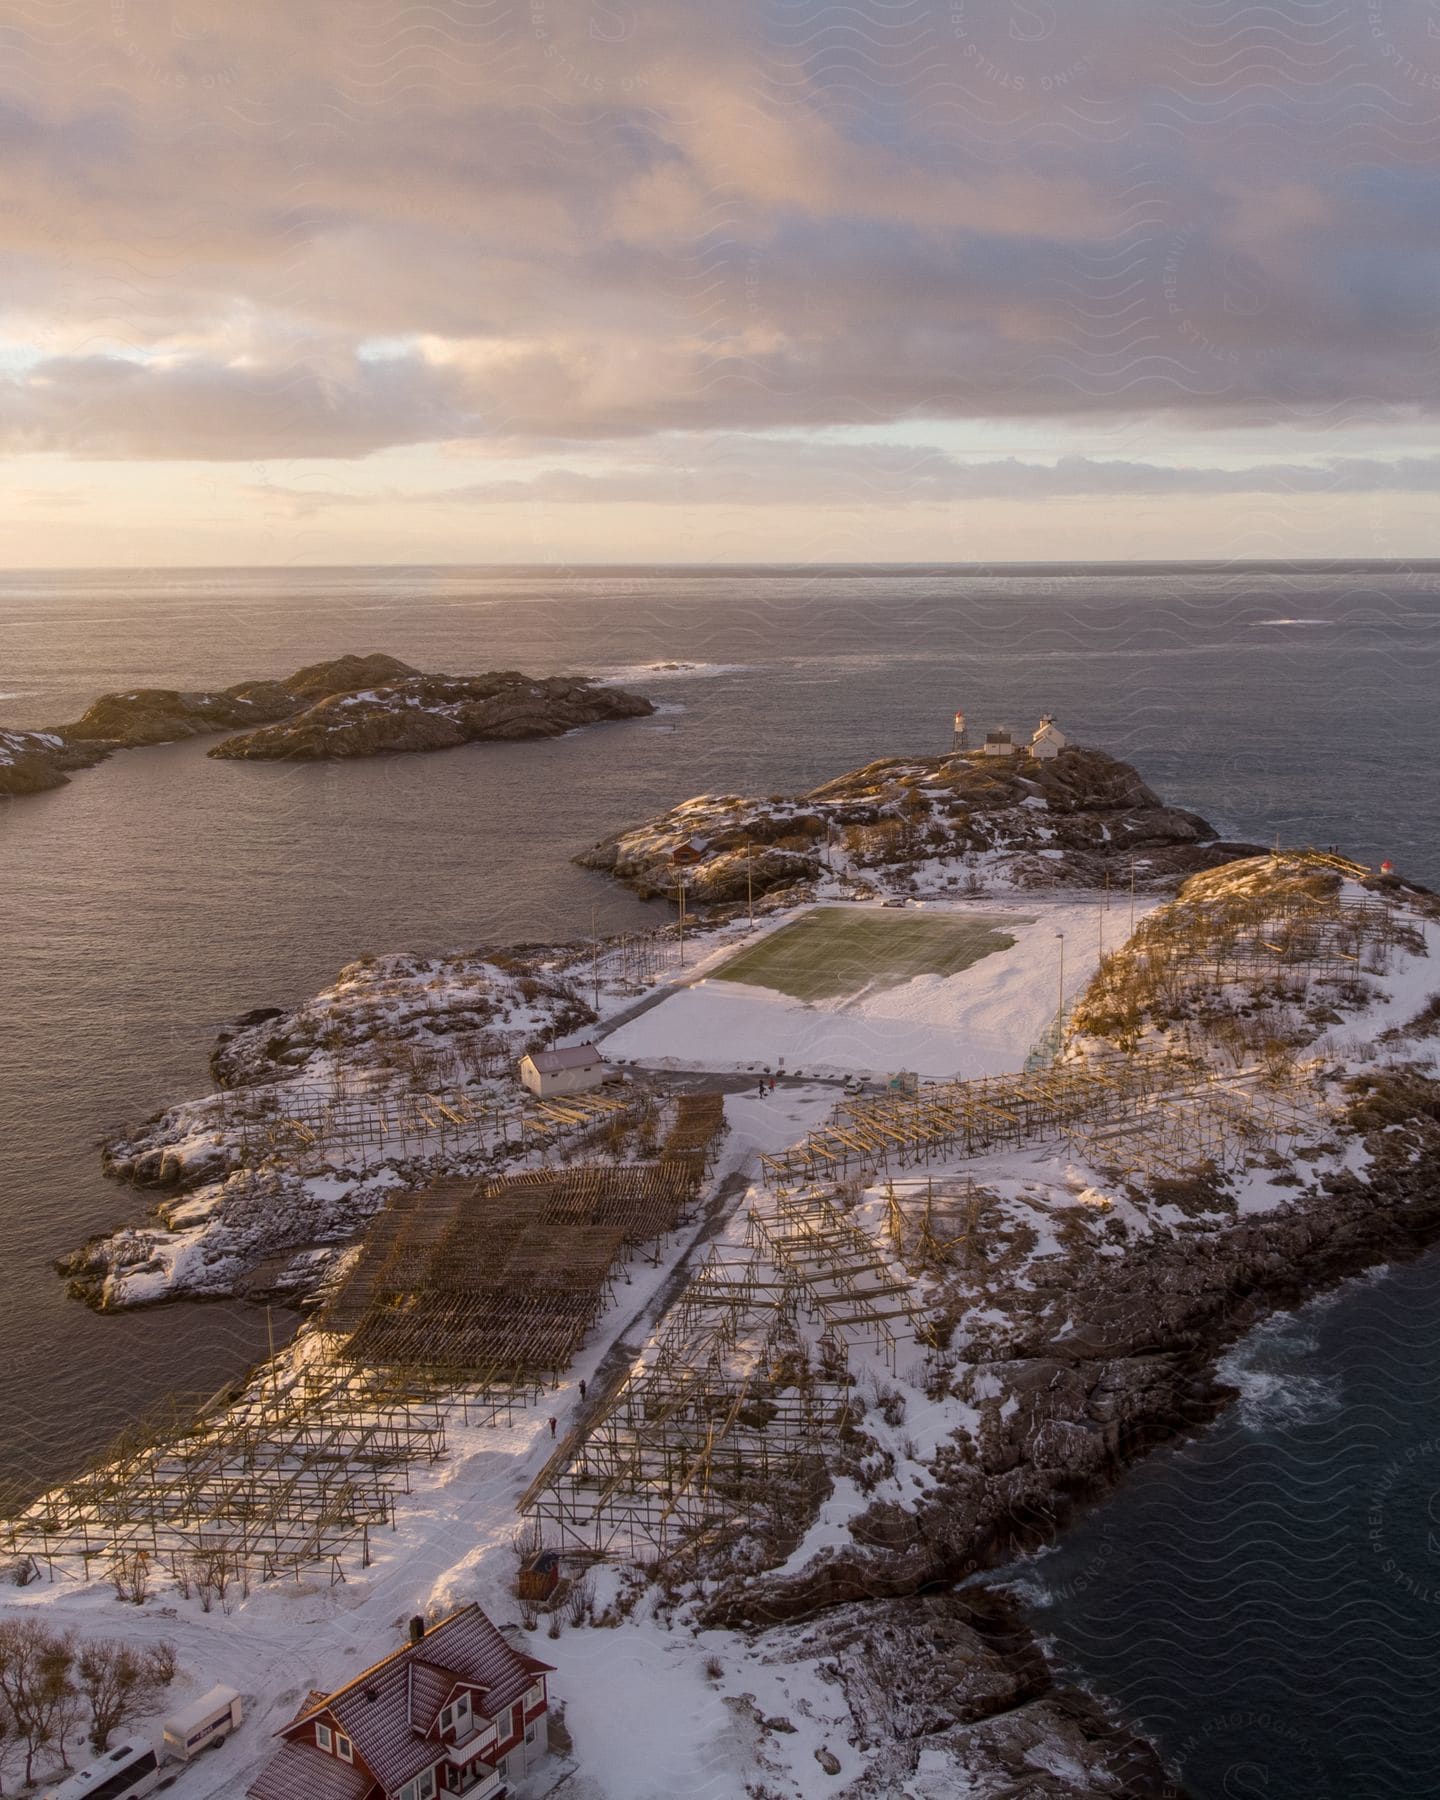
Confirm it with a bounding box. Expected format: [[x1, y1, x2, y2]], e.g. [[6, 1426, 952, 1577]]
[[548, 1416, 557, 1439], [579, 1379, 587, 1402]]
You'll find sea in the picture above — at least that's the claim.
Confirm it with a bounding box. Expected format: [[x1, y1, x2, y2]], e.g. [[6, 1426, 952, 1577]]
[[4, 562, 1440, 1796]]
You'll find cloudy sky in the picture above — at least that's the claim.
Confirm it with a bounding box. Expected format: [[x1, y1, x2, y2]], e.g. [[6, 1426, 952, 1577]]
[[2, 0, 1439, 565]]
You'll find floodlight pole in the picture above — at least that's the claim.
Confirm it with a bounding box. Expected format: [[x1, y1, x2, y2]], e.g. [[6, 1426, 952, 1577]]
[[1129, 862, 1136, 934], [678, 877, 686, 965], [747, 844, 755, 928], [1055, 931, 1065, 1031]]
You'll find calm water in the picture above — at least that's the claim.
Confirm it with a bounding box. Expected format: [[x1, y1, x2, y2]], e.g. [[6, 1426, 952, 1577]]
[[4, 563, 1440, 1792]]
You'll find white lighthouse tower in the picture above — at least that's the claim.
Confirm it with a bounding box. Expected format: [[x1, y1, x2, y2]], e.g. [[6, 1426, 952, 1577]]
[[953, 709, 970, 752]]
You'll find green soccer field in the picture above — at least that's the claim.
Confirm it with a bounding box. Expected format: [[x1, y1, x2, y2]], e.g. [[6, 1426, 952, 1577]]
[[712, 906, 1033, 1003]]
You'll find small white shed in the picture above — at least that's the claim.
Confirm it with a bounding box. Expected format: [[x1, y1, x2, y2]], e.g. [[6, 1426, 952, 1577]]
[[519, 1043, 608, 1099], [982, 727, 1017, 758]]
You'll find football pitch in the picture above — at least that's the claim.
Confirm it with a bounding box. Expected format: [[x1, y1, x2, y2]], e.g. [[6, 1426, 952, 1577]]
[[713, 906, 1034, 1003]]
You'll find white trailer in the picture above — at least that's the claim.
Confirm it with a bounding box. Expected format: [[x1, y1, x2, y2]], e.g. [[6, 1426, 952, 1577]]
[[161, 1685, 243, 1761]]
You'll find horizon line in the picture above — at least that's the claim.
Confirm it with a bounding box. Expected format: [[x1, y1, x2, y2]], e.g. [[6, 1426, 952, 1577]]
[[3, 557, 1440, 577]]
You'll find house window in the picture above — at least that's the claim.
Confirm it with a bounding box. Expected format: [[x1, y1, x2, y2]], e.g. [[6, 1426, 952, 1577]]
[[525, 1722, 538, 1747], [335, 1733, 353, 1763], [419, 1772, 436, 1799], [440, 1693, 472, 1737], [525, 1679, 545, 1708], [316, 1723, 333, 1753]]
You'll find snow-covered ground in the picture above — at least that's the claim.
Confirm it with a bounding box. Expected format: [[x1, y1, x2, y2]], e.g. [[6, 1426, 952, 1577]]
[[10, 862, 1440, 1799], [603, 898, 1156, 1080]]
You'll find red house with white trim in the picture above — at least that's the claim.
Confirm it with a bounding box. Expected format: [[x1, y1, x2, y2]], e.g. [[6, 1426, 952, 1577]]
[[245, 1605, 554, 1800]]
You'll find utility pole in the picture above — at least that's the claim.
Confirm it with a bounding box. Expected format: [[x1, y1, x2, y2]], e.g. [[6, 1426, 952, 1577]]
[[1129, 863, 1136, 934], [591, 905, 599, 1013], [1055, 930, 1065, 1033], [677, 876, 686, 965], [747, 844, 755, 928]]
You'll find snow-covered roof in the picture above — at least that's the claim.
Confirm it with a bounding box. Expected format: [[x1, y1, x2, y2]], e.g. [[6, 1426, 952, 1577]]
[[246, 1747, 373, 1800], [526, 1042, 604, 1073]]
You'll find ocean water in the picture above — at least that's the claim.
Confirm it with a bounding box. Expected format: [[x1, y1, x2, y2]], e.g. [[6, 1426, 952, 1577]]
[[4, 563, 1440, 1792], [1020, 1260, 1440, 1799]]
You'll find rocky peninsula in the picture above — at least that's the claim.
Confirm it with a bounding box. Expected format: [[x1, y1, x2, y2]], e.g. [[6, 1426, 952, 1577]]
[[37, 738, 1440, 1798], [0, 652, 652, 795], [578, 742, 1259, 905]]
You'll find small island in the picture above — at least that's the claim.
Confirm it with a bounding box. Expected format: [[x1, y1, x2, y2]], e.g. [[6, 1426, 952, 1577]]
[[0, 652, 653, 795]]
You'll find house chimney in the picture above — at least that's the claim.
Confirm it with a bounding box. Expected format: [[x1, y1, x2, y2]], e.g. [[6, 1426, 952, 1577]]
[[409, 1615, 425, 1646]]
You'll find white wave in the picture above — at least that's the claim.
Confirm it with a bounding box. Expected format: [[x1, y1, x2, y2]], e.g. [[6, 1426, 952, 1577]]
[[1253, 617, 1327, 626], [0, 690, 39, 700], [1218, 1310, 1341, 1430], [596, 661, 752, 684], [1221, 1364, 1342, 1431]]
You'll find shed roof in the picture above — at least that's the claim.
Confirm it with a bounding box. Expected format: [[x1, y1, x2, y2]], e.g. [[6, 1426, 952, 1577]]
[[526, 1043, 604, 1073]]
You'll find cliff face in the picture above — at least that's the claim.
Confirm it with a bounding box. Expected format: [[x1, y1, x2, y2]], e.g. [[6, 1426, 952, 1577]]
[[208, 670, 653, 761], [767, 1589, 1186, 1797], [578, 744, 1253, 902], [0, 655, 650, 794]]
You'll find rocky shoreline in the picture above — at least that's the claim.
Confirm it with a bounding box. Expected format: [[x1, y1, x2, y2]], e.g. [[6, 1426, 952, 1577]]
[[707, 1084, 1440, 1627], [683, 1088, 1440, 1795], [764, 1585, 1188, 1797], [0, 652, 652, 795]]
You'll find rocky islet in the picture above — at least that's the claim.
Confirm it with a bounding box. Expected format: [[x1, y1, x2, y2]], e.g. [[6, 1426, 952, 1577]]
[[0, 652, 653, 795]]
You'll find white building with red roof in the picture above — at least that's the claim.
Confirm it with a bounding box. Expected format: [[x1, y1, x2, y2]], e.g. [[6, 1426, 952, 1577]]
[[245, 1604, 554, 1800]]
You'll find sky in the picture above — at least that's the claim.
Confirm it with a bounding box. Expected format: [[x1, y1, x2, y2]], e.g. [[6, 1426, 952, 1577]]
[[1, 0, 1439, 567]]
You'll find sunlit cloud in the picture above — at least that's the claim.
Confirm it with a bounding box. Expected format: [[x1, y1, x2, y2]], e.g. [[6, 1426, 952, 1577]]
[[1, 0, 1438, 556]]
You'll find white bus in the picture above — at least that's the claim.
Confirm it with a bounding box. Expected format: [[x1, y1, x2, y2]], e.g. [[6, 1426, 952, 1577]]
[[41, 1738, 164, 1800]]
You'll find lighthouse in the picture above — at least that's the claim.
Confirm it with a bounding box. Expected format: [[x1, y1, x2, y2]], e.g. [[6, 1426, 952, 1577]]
[[953, 710, 970, 752]]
